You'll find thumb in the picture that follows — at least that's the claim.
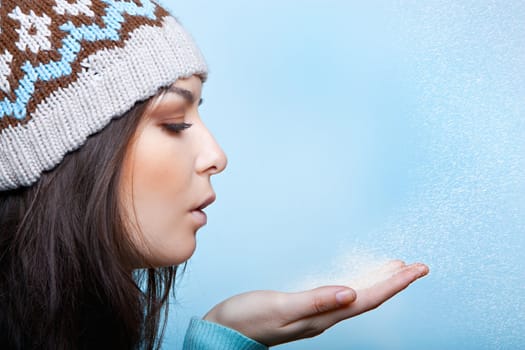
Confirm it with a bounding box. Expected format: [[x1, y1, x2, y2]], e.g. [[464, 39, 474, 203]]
[[284, 286, 357, 321]]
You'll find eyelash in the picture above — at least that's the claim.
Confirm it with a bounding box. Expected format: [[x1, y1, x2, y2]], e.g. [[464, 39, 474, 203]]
[[163, 122, 193, 134], [160, 98, 202, 134]]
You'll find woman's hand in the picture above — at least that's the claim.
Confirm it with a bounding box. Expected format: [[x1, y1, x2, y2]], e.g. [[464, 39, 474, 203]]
[[203, 260, 429, 347]]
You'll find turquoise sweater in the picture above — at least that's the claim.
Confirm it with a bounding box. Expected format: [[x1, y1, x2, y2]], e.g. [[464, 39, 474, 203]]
[[183, 317, 268, 350]]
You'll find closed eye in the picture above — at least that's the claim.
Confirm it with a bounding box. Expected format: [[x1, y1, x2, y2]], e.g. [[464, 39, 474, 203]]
[[163, 123, 193, 134]]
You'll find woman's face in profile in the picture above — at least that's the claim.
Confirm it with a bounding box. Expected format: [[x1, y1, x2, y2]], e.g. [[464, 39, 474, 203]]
[[119, 75, 227, 267]]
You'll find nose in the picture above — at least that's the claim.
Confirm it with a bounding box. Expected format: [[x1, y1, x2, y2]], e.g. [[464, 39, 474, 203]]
[[195, 122, 228, 176]]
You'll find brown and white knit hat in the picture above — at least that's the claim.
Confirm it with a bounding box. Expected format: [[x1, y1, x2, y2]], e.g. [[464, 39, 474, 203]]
[[0, 0, 207, 191]]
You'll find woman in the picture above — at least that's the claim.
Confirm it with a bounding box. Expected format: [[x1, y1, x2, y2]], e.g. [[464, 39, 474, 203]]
[[0, 0, 428, 349]]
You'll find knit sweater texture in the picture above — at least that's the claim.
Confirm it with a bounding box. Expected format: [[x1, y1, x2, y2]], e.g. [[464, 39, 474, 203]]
[[183, 317, 268, 350]]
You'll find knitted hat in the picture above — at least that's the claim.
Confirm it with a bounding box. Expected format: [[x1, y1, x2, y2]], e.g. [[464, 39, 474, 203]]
[[0, 0, 207, 191]]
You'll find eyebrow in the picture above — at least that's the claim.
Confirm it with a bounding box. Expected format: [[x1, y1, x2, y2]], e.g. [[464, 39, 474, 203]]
[[167, 86, 195, 104], [166, 86, 204, 107]]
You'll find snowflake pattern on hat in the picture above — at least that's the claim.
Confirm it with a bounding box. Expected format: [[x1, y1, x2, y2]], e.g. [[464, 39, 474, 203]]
[[53, 0, 95, 17], [8, 7, 53, 54]]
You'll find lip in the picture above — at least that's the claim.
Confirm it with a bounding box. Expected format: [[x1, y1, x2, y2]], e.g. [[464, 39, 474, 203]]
[[191, 209, 207, 226], [195, 193, 216, 211], [190, 193, 216, 227]]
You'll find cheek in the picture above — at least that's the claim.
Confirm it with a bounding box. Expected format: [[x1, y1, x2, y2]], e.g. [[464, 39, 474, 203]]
[[123, 130, 194, 236]]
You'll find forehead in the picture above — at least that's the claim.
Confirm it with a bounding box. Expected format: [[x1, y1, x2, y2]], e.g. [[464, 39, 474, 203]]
[[172, 75, 203, 94]]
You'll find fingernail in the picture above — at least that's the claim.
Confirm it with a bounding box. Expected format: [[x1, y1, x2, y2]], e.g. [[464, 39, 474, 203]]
[[335, 289, 355, 305]]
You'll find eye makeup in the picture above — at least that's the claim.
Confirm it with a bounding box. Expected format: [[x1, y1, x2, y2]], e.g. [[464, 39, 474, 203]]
[[162, 122, 193, 134]]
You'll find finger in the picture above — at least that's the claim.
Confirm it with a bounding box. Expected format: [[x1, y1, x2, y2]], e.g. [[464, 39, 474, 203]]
[[348, 260, 407, 290], [294, 263, 429, 331], [378, 259, 408, 276], [283, 286, 357, 321], [352, 263, 429, 314]]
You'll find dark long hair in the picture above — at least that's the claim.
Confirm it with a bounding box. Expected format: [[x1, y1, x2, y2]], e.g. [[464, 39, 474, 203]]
[[0, 94, 176, 349]]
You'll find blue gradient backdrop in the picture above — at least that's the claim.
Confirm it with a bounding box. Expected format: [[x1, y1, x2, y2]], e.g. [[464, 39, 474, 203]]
[[160, 1, 525, 349]]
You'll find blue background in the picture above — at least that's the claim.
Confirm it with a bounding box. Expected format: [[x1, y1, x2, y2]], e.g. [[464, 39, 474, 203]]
[[161, 1, 525, 349]]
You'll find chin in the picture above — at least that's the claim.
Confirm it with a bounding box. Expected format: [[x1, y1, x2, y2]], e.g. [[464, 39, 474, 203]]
[[157, 240, 197, 267]]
